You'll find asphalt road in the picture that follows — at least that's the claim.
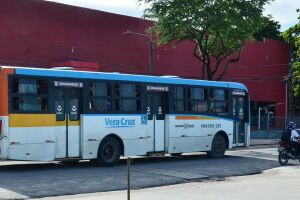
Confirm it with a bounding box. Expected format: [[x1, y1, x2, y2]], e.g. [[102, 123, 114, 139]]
[[43, 166, 300, 200], [0, 147, 297, 200]]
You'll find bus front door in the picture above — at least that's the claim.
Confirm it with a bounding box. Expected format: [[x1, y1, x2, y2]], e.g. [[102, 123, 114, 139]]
[[147, 92, 168, 152], [233, 96, 246, 146], [54, 89, 81, 158]]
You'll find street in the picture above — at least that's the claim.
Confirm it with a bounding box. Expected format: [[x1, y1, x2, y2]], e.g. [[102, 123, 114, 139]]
[[0, 147, 298, 199], [39, 166, 300, 200]]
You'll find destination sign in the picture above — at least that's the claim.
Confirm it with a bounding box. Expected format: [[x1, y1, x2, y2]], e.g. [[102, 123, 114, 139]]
[[232, 90, 246, 96], [146, 85, 169, 92], [54, 81, 83, 88]]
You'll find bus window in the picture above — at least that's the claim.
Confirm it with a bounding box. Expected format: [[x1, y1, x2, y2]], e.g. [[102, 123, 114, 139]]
[[115, 83, 141, 112], [11, 78, 48, 112], [173, 87, 185, 112], [13, 96, 45, 111], [89, 82, 112, 112], [189, 101, 208, 112], [69, 92, 79, 121], [187, 87, 208, 113], [210, 89, 228, 113], [14, 79, 37, 94], [54, 90, 64, 121], [238, 98, 245, 120], [214, 89, 226, 100]]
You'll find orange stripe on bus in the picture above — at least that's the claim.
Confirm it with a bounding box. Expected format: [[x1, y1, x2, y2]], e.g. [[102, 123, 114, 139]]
[[0, 68, 15, 116], [175, 116, 199, 120], [9, 114, 80, 127]]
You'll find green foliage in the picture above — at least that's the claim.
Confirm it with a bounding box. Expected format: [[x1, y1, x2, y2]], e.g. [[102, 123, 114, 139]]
[[293, 62, 300, 96], [281, 9, 300, 96], [254, 15, 281, 41], [140, 0, 272, 80]]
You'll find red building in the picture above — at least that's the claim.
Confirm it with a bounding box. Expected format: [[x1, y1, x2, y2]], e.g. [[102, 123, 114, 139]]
[[0, 0, 289, 128]]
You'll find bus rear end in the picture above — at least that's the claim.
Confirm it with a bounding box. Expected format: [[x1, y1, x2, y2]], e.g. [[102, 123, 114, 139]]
[[0, 67, 14, 160]]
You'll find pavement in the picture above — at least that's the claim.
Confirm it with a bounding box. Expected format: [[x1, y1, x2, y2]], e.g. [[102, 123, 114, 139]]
[[0, 139, 285, 200], [37, 166, 300, 200], [0, 146, 286, 200]]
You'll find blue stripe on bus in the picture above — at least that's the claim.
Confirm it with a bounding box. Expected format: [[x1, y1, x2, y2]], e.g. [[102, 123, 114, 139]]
[[15, 68, 247, 91]]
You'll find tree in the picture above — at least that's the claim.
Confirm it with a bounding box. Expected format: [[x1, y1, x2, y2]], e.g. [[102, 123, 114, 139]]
[[140, 0, 272, 80], [281, 9, 300, 96], [254, 15, 281, 41]]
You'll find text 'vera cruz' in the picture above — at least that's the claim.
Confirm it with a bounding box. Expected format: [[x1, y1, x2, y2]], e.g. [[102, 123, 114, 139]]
[[105, 118, 136, 128]]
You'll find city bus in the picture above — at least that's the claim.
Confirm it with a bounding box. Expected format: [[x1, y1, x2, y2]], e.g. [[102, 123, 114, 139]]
[[0, 66, 250, 166]]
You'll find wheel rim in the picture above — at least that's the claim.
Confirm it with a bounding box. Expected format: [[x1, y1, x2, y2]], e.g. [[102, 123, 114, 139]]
[[103, 143, 115, 160], [279, 153, 288, 164], [215, 140, 223, 153]]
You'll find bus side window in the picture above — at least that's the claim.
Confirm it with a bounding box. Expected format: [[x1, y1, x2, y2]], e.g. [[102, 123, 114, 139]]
[[210, 89, 228, 114], [89, 82, 112, 112], [238, 97, 245, 120], [115, 83, 141, 113], [69, 98, 79, 121], [69, 89, 80, 121], [12, 78, 48, 112], [187, 87, 208, 113], [173, 87, 185, 112], [147, 94, 153, 120], [55, 90, 65, 121], [55, 100, 65, 121]]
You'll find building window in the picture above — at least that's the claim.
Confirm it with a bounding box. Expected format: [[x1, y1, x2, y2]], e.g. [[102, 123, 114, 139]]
[[89, 82, 112, 112], [115, 83, 141, 112], [12, 78, 48, 112]]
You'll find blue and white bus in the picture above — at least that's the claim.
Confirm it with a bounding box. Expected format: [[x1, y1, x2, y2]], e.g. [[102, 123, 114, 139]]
[[0, 66, 250, 166]]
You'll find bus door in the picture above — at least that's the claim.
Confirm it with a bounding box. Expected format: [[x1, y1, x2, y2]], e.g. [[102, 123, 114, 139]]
[[146, 88, 168, 152], [54, 88, 81, 158], [233, 95, 246, 146]]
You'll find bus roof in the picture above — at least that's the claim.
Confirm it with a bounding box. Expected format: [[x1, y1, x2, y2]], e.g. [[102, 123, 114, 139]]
[[2, 66, 248, 91]]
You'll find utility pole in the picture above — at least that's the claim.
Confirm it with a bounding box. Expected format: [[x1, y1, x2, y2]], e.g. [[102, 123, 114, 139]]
[[149, 39, 153, 74], [282, 76, 289, 130], [127, 157, 133, 200], [288, 44, 293, 123]]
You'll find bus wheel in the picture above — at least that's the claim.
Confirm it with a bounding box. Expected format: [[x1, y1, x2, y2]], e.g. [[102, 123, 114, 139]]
[[207, 134, 226, 158], [96, 137, 121, 167]]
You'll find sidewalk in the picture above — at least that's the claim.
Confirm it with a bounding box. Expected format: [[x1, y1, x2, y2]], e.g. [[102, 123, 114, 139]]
[[250, 138, 280, 146]]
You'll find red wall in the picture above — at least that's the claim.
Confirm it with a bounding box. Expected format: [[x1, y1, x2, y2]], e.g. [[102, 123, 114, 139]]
[[0, 0, 289, 116], [225, 40, 289, 116]]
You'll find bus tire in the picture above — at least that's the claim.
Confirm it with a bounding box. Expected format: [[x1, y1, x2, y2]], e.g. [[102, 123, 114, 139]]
[[96, 137, 121, 167], [207, 134, 226, 158]]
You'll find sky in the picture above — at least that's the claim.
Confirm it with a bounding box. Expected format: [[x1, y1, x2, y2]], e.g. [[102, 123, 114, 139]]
[[47, 0, 300, 31]]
